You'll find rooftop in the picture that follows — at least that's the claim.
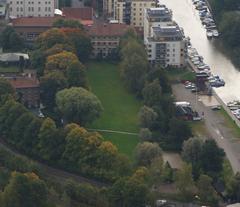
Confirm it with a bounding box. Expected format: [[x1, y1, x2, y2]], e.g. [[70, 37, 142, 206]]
[[8, 76, 39, 89], [146, 6, 172, 21], [62, 7, 93, 20], [11, 17, 59, 27], [88, 22, 130, 37], [152, 25, 184, 38]]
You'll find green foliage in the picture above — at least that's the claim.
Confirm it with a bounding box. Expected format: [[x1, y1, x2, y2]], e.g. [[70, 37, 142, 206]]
[[197, 174, 219, 206], [66, 60, 88, 88], [135, 142, 162, 166], [0, 78, 15, 99], [56, 87, 103, 125], [138, 106, 158, 129], [40, 71, 68, 108], [142, 79, 162, 106], [226, 172, 240, 202], [176, 163, 196, 201], [200, 139, 225, 177], [139, 128, 152, 142], [53, 18, 83, 29], [109, 169, 150, 207], [0, 172, 48, 207], [38, 118, 65, 161], [0, 26, 24, 51]]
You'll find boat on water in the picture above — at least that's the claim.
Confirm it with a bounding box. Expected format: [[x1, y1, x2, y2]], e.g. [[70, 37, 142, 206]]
[[212, 30, 219, 37], [206, 30, 213, 39]]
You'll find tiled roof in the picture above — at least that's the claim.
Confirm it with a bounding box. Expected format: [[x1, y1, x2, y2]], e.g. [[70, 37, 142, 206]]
[[11, 17, 58, 27], [9, 77, 39, 89], [62, 7, 93, 20], [88, 22, 130, 37]]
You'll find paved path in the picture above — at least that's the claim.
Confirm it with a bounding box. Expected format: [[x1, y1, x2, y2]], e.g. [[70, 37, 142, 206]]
[[87, 128, 138, 136], [173, 84, 240, 174]]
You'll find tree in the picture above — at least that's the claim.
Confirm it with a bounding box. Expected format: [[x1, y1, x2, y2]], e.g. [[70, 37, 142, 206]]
[[120, 53, 148, 94], [40, 71, 68, 108], [167, 118, 192, 151], [149, 156, 164, 185], [139, 128, 152, 141], [138, 105, 158, 129], [142, 79, 162, 106], [45, 51, 79, 72], [197, 174, 219, 206], [200, 139, 225, 177], [56, 87, 103, 125], [36, 28, 67, 50], [226, 172, 240, 202], [37, 118, 64, 160], [66, 60, 88, 88], [0, 26, 24, 51], [182, 137, 203, 178], [135, 142, 162, 166], [0, 78, 15, 98], [176, 163, 195, 201], [62, 28, 92, 62], [53, 19, 83, 29], [1, 172, 48, 207]]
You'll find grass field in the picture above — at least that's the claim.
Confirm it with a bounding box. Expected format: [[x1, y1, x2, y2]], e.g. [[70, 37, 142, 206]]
[[218, 108, 240, 138], [0, 66, 19, 73], [86, 62, 141, 157], [166, 68, 196, 82]]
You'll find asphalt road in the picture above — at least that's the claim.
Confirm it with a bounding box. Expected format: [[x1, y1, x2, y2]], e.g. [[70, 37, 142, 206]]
[[173, 84, 240, 174]]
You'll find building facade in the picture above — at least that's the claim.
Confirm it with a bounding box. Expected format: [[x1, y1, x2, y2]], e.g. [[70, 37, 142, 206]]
[[7, 0, 58, 17], [103, 0, 114, 17], [144, 5, 187, 68], [130, 0, 156, 28], [88, 22, 129, 58], [145, 25, 187, 67]]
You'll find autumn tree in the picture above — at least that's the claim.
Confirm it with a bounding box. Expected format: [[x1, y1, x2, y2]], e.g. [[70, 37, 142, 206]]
[[56, 87, 103, 125], [0, 172, 48, 207], [45, 51, 79, 72], [36, 28, 67, 50]]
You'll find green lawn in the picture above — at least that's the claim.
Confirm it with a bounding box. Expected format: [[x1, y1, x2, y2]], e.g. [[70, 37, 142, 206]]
[[86, 62, 141, 157], [166, 68, 196, 82], [0, 66, 19, 73], [218, 108, 240, 138]]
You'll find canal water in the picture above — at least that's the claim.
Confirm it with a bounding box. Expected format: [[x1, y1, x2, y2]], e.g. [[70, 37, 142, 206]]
[[160, 0, 240, 103]]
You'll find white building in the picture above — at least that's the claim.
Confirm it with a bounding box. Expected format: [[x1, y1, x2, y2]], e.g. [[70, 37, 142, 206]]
[[130, 0, 156, 28], [144, 6, 187, 68], [7, 0, 58, 18]]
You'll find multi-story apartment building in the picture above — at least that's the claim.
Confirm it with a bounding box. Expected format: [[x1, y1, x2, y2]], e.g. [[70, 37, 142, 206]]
[[130, 0, 155, 28], [145, 25, 187, 67], [7, 0, 58, 17], [144, 6, 172, 39], [114, 0, 131, 24], [144, 6, 187, 67], [103, 0, 114, 17]]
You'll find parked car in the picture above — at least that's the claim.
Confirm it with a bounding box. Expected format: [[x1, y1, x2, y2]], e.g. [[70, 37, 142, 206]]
[[211, 105, 221, 110]]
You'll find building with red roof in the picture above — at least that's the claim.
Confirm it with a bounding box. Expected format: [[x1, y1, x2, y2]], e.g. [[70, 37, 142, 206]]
[[87, 22, 130, 58], [8, 75, 40, 108]]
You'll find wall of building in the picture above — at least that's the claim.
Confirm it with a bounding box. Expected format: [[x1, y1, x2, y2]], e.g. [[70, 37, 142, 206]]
[[7, 0, 56, 17]]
